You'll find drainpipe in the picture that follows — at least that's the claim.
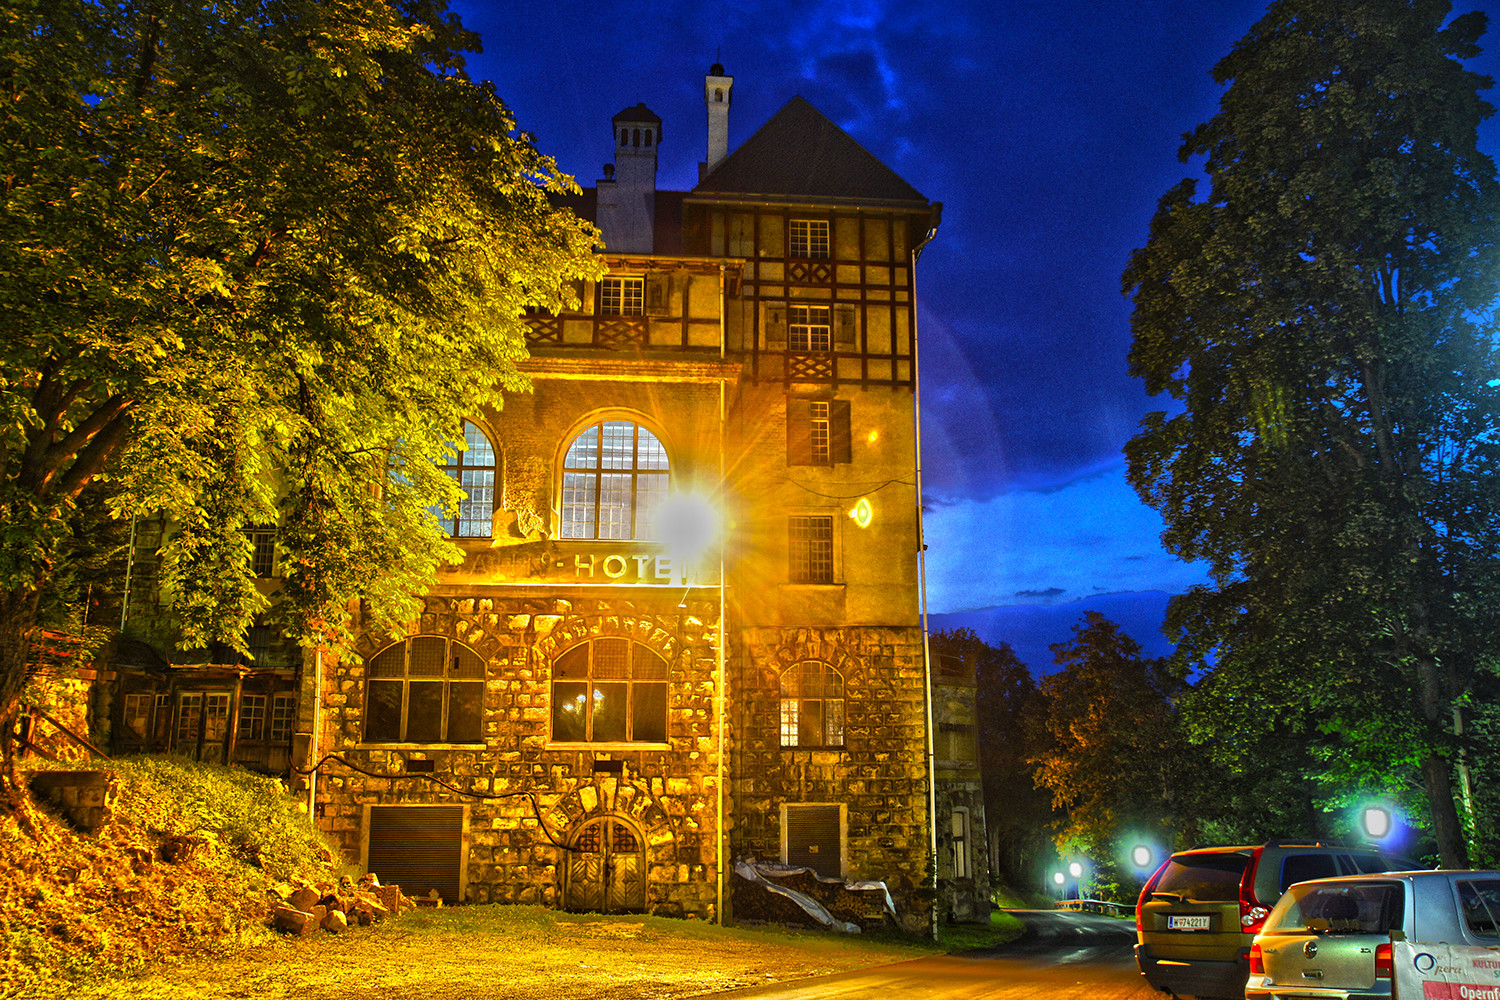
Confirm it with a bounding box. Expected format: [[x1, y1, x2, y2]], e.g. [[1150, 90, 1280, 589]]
[[910, 203, 942, 940], [716, 262, 727, 925], [308, 647, 322, 819]]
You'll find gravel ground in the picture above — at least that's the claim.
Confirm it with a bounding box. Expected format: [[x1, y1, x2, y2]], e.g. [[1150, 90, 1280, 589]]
[[29, 904, 938, 1000]]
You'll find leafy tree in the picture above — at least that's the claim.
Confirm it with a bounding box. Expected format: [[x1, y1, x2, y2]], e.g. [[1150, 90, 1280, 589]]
[[931, 628, 1054, 888], [1123, 0, 1500, 866], [0, 0, 601, 773], [1031, 614, 1203, 865]]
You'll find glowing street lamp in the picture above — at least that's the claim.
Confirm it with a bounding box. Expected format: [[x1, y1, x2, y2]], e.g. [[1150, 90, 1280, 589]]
[[1068, 860, 1084, 879], [1362, 805, 1393, 840], [1131, 844, 1154, 869]]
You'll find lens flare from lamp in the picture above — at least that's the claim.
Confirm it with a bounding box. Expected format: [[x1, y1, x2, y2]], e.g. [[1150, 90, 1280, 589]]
[[850, 497, 873, 528], [1068, 860, 1084, 879], [1052, 872, 1065, 886], [1131, 845, 1153, 869]]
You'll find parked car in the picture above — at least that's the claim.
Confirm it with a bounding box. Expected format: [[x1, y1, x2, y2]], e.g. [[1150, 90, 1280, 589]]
[[1246, 869, 1500, 999], [1134, 841, 1420, 1000]]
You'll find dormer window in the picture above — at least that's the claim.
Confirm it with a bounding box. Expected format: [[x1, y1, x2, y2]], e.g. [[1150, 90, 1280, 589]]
[[790, 220, 830, 259]]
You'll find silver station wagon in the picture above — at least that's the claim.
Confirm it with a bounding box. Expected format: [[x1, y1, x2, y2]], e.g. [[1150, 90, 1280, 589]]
[[1246, 869, 1500, 999]]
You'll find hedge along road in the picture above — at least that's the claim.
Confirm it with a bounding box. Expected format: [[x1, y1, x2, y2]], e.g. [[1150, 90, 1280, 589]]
[[703, 910, 1162, 1000]]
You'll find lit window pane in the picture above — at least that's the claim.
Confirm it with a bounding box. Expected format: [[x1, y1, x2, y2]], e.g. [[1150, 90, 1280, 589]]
[[559, 422, 671, 541], [592, 683, 628, 741], [561, 472, 597, 538], [406, 682, 444, 742], [553, 681, 589, 741], [366, 681, 403, 741], [632, 683, 667, 742]]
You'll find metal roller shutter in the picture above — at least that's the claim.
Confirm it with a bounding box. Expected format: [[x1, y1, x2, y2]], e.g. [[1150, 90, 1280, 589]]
[[785, 804, 842, 879], [367, 806, 464, 903]]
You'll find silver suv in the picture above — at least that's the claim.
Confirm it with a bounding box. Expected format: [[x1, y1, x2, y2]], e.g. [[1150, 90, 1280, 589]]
[[1135, 841, 1419, 1000], [1248, 869, 1500, 999]]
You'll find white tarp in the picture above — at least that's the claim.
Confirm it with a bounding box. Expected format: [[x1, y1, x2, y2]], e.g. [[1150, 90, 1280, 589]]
[[1393, 940, 1500, 999]]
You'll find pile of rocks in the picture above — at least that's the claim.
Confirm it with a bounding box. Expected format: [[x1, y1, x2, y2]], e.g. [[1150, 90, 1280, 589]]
[[268, 873, 416, 936]]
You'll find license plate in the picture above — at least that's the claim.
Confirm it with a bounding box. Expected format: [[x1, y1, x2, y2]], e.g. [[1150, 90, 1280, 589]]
[[1168, 915, 1212, 931]]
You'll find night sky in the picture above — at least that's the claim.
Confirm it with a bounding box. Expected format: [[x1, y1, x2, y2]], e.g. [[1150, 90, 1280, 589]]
[[449, 0, 1500, 671]]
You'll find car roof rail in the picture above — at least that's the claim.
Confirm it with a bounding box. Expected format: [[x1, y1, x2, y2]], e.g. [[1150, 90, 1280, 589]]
[[1263, 839, 1328, 848]]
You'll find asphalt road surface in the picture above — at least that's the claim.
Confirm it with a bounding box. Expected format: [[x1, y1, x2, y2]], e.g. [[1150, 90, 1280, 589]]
[[707, 910, 1166, 1000]]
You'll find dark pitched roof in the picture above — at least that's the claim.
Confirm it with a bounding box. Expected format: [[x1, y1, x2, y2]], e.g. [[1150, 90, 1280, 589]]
[[693, 96, 926, 204]]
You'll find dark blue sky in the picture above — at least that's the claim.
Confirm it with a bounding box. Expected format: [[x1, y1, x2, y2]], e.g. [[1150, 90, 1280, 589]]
[[450, 0, 1500, 666]]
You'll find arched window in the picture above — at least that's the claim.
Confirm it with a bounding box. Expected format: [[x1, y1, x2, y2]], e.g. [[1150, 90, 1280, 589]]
[[438, 421, 495, 537], [365, 637, 485, 744], [779, 661, 845, 748], [551, 638, 668, 743], [560, 420, 668, 540]]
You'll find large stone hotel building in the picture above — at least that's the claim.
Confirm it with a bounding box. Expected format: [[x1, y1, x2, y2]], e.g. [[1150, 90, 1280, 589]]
[[89, 67, 980, 930]]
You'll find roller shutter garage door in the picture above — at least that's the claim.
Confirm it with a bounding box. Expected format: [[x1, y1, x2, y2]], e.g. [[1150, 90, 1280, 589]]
[[784, 804, 842, 879], [367, 806, 464, 903]]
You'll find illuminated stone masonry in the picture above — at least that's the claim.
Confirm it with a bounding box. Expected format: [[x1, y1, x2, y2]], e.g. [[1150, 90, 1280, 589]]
[[728, 624, 931, 933], [315, 594, 724, 920]]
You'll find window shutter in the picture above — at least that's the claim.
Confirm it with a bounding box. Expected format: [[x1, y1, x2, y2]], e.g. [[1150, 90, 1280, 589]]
[[786, 397, 813, 465], [764, 303, 787, 349], [830, 399, 852, 464], [646, 274, 671, 316], [784, 804, 842, 879], [833, 305, 857, 349]]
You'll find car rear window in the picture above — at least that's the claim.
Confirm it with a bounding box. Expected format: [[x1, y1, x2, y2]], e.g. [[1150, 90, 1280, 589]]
[[1457, 880, 1500, 938], [1154, 853, 1251, 901], [1346, 852, 1420, 874], [1280, 853, 1339, 892], [1265, 882, 1403, 936]]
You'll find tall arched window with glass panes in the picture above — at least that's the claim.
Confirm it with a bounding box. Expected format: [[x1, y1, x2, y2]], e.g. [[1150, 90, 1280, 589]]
[[439, 421, 496, 537], [560, 421, 668, 539]]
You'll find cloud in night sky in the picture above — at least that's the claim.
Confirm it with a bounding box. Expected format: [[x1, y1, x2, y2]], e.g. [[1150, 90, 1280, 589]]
[[923, 462, 1211, 614]]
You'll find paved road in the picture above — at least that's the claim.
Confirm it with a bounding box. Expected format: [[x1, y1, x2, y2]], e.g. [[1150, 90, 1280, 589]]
[[705, 910, 1164, 1000]]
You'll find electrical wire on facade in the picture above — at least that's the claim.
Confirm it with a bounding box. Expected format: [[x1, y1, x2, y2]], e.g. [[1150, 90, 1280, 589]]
[[293, 753, 580, 852]]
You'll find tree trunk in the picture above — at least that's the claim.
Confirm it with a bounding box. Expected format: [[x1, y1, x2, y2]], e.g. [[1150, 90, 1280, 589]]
[[0, 586, 42, 811], [1421, 752, 1469, 869]]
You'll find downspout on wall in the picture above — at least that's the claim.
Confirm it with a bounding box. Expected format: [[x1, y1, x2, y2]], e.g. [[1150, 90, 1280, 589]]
[[910, 202, 943, 940]]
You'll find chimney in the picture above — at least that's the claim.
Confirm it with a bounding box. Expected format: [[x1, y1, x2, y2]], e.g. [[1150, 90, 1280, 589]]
[[703, 63, 732, 179], [597, 103, 660, 253]]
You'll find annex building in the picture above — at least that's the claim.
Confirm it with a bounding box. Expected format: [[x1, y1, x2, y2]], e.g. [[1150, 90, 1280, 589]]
[[76, 66, 976, 930]]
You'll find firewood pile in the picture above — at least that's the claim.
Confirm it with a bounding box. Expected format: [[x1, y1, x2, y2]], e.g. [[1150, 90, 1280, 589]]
[[267, 873, 424, 936]]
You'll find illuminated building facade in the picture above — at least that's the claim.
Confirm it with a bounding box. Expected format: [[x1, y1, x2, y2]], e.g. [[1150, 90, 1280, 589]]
[[303, 67, 943, 929]]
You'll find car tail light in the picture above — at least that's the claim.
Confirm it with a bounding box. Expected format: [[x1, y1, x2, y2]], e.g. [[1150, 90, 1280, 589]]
[[1375, 943, 1393, 979], [1249, 943, 1264, 976], [1239, 848, 1269, 932]]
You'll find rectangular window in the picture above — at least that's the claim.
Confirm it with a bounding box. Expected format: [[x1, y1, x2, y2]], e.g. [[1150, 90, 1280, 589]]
[[601, 277, 644, 316], [788, 305, 831, 352], [952, 808, 971, 879], [939, 723, 978, 763], [810, 402, 830, 464], [122, 692, 153, 741], [249, 529, 276, 578], [269, 693, 296, 743], [238, 694, 266, 741], [176, 692, 202, 750], [787, 397, 851, 466], [789, 516, 834, 584], [789, 220, 830, 259]]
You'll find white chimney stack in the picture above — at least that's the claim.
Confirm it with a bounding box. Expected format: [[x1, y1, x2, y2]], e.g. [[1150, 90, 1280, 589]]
[[703, 63, 733, 178]]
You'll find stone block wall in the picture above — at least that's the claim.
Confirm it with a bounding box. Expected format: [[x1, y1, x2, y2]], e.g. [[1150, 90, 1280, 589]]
[[729, 624, 931, 932], [314, 593, 724, 919]]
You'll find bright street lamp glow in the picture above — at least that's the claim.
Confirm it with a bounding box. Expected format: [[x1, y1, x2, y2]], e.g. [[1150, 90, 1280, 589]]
[[1362, 805, 1392, 840], [1052, 871, 1065, 886], [1068, 861, 1084, 878], [1131, 845, 1153, 868]]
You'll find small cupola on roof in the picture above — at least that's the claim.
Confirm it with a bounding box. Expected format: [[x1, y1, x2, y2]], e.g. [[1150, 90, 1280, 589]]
[[597, 103, 661, 253], [702, 63, 733, 181]]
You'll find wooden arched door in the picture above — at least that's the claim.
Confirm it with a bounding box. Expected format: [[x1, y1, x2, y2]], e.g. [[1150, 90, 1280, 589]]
[[565, 816, 646, 913]]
